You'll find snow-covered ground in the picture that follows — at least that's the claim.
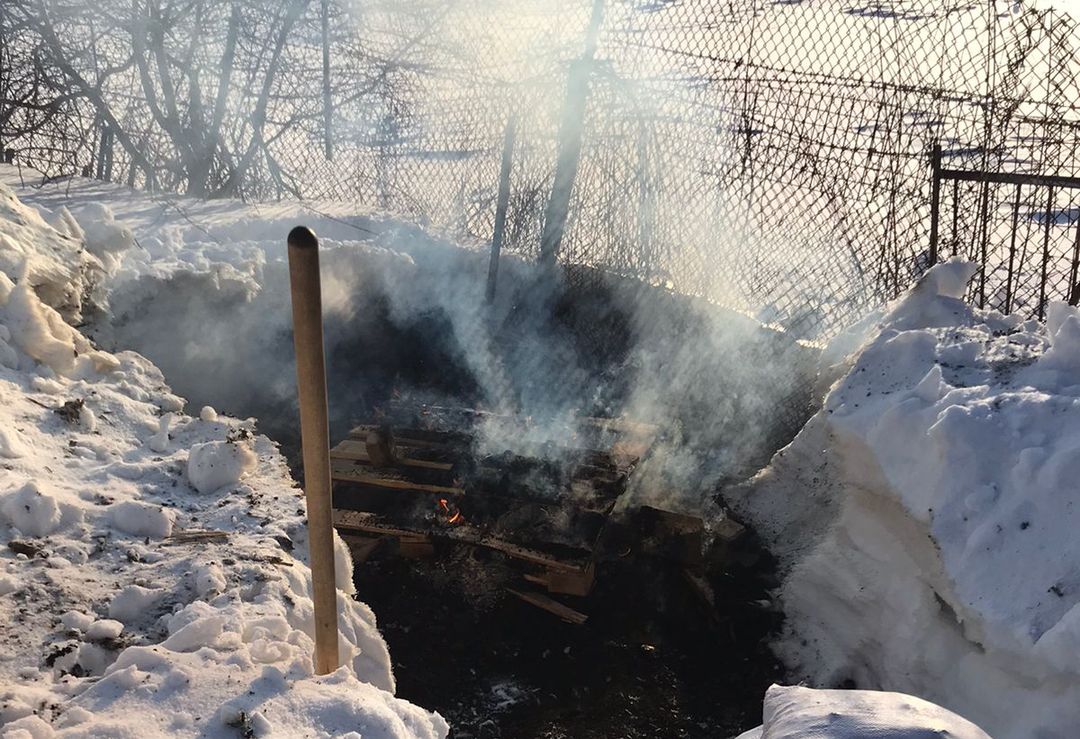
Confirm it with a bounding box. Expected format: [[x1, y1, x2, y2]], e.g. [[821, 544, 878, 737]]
[[732, 259, 1080, 738], [0, 179, 446, 736]]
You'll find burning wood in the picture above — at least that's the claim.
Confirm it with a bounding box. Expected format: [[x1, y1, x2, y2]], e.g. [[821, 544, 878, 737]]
[[331, 404, 707, 620]]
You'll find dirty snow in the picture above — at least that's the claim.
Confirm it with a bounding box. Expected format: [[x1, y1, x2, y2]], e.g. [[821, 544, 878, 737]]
[[0, 178, 446, 737], [736, 683, 991, 738], [733, 258, 1080, 738]]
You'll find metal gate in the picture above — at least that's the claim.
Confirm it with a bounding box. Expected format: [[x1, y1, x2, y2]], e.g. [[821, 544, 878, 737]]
[[930, 142, 1080, 319]]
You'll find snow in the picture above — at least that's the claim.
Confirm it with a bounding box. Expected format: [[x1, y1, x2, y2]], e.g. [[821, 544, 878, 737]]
[[107, 585, 167, 625], [0, 180, 446, 737], [733, 258, 1080, 738], [107, 501, 175, 539], [83, 620, 123, 641], [147, 413, 172, 453], [736, 684, 991, 738], [1, 483, 64, 538], [186, 439, 257, 494]]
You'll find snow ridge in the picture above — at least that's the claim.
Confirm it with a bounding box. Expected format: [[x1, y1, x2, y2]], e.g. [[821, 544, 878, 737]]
[[0, 181, 446, 738], [734, 258, 1080, 738]]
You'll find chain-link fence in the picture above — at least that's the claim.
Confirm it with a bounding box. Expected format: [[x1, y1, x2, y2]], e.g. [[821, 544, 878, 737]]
[[4, 1, 1080, 339]]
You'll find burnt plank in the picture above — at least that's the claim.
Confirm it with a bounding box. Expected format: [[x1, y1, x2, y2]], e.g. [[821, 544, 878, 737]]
[[523, 562, 596, 597], [331, 439, 454, 471], [506, 588, 588, 624], [331, 461, 463, 496], [334, 507, 593, 572], [348, 424, 473, 449]]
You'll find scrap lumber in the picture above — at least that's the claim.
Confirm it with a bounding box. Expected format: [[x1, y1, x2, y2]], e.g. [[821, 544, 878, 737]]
[[523, 562, 596, 597], [331, 439, 453, 471], [364, 427, 396, 467], [506, 588, 588, 625], [330, 460, 464, 496], [166, 529, 229, 545]]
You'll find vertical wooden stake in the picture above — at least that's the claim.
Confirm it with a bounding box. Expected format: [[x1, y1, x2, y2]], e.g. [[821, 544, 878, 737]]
[[287, 225, 340, 675]]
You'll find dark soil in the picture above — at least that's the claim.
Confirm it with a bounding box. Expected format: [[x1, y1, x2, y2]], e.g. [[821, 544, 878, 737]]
[[350, 528, 784, 738]]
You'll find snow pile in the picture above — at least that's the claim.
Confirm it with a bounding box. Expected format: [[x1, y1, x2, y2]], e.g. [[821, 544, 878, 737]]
[[735, 684, 991, 739], [0, 186, 446, 736], [732, 258, 1080, 738], [0, 184, 104, 324]]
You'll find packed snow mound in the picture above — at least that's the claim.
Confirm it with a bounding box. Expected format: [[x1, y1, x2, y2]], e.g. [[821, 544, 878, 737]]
[[731, 258, 1080, 738], [0, 183, 105, 324], [1, 277, 121, 379], [0, 188, 446, 737], [736, 684, 991, 739]]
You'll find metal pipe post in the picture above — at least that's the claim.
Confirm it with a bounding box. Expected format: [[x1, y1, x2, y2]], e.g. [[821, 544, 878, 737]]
[[928, 142, 941, 267]]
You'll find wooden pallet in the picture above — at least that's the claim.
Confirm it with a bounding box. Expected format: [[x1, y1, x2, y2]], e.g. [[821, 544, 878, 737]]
[[330, 409, 659, 613]]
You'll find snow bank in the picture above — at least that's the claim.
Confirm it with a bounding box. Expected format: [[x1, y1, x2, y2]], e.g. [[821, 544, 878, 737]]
[[732, 258, 1080, 738], [0, 186, 446, 737], [0, 184, 103, 324]]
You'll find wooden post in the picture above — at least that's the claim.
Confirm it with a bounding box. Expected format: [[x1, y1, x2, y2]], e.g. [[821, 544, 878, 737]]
[[287, 226, 340, 675], [487, 114, 517, 303]]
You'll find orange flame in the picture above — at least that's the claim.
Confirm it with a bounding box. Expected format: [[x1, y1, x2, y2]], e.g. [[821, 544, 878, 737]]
[[437, 498, 464, 525]]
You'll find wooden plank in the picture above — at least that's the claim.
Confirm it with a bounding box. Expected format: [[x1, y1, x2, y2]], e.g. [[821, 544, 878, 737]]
[[331, 439, 454, 471], [331, 462, 464, 496], [340, 534, 382, 564], [340, 531, 433, 561], [523, 562, 595, 597], [347, 425, 472, 449], [474, 535, 587, 573], [398, 537, 435, 558], [333, 509, 590, 572], [506, 588, 588, 624], [334, 510, 420, 538], [166, 530, 229, 545]]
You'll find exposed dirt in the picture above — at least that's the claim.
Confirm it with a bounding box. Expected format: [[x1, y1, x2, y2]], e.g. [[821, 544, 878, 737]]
[[349, 526, 785, 738]]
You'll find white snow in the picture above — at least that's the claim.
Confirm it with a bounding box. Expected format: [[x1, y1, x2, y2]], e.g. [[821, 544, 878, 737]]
[[733, 258, 1080, 738], [0, 179, 446, 737], [737, 684, 991, 738], [83, 620, 123, 641], [146, 413, 171, 453], [1, 483, 63, 538], [186, 439, 257, 494], [107, 501, 175, 540], [0, 426, 28, 459], [107, 585, 167, 625]]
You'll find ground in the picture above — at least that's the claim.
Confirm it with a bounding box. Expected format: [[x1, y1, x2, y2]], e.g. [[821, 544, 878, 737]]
[[349, 537, 783, 739]]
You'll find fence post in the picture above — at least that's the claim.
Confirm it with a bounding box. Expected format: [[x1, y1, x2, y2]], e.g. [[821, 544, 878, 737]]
[[928, 142, 941, 267], [487, 115, 518, 303], [287, 226, 341, 676], [321, 0, 333, 160], [1038, 186, 1054, 319], [538, 0, 604, 268]]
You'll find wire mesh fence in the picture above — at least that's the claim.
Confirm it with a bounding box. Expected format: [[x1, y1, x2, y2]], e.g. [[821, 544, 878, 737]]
[[4, 0, 1080, 340]]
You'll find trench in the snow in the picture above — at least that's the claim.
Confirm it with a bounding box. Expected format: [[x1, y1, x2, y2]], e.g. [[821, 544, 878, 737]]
[[92, 256, 814, 738]]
